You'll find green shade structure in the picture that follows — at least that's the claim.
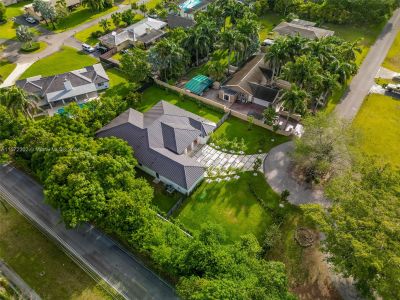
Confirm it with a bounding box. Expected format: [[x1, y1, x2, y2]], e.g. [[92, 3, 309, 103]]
[[184, 75, 213, 95]]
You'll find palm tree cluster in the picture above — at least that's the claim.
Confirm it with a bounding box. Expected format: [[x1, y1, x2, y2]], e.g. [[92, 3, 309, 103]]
[[148, 0, 260, 81], [266, 35, 361, 115], [0, 86, 40, 120]]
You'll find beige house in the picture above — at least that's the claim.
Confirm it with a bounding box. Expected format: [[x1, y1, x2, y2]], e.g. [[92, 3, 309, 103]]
[[24, 0, 80, 20], [273, 19, 334, 40], [219, 55, 283, 108]]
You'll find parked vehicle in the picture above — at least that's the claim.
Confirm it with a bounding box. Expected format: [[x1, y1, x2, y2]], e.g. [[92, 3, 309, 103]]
[[386, 83, 400, 94], [82, 43, 95, 53], [261, 38, 274, 46], [392, 75, 400, 82], [25, 17, 36, 24], [95, 45, 108, 54]]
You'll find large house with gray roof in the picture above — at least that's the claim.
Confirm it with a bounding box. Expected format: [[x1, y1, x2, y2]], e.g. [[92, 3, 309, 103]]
[[16, 64, 109, 111], [273, 19, 334, 40], [99, 17, 167, 50], [96, 101, 216, 194]]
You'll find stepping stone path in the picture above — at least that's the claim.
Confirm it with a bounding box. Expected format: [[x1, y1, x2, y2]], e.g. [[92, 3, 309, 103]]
[[192, 145, 267, 172]]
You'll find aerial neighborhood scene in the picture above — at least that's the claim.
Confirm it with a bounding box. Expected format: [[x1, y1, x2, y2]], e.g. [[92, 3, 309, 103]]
[[0, 0, 399, 299]]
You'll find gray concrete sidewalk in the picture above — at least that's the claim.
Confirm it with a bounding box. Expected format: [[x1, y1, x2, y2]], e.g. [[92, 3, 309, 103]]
[[0, 163, 178, 300], [0, 260, 41, 300], [263, 142, 330, 207]]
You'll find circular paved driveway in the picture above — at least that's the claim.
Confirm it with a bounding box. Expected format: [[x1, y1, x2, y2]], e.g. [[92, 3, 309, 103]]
[[264, 142, 330, 207]]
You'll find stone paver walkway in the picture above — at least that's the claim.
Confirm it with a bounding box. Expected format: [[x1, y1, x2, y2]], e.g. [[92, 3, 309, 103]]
[[264, 142, 330, 207], [192, 144, 266, 172]]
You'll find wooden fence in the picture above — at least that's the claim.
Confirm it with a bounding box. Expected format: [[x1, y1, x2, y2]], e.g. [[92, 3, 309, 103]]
[[154, 78, 293, 136]]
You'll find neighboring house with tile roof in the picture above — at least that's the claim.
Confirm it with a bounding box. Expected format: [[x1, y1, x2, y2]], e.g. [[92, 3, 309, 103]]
[[219, 54, 282, 107], [273, 19, 334, 39], [16, 64, 109, 110], [99, 18, 167, 51], [96, 101, 217, 194], [166, 14, 195, 29]]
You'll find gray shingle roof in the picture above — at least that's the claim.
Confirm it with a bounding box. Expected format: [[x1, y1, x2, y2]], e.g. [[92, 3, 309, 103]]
[[15, 64, 109, 103], [273, 21, 334, 39], [96, 101, 217, 190], [167, 14, 195, 28]]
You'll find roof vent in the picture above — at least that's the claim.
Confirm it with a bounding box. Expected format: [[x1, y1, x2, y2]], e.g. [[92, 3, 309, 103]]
[[64, 80, 73, 91], [111, 31, 117, 36]]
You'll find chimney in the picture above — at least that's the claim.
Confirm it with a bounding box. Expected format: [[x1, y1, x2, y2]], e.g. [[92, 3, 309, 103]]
[[64, 79, 73, 91]]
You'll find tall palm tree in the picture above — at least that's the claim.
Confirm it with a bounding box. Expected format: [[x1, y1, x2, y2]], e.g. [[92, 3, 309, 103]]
[[218, 29, 240, 74], [99, 19, 110, 33], [0, 86, 40, 120], [265, 37, 289, 80], [279, 85, 308, 129], [16, 25, 35, 48], [206, 60, 227, 82], [329, 59, 356, 84]]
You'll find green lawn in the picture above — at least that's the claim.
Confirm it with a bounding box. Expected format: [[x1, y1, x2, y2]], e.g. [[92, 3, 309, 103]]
[[20, 46, 98, 79], [0, 0, 31, 40], [258, 12, 283, 41], [383, 30, 400, 72], [140, 86, 224, 123], [177, 172, 280, 242], [145, 0, 163, 9], [211, 117, 290, 154], [135, 169, 181, 214], [74, 23, 110, 45], [0, 59, 16, 83], [112, 52, 123, 61], [0, 201, 111, 299], [49, 5, 118, 32], [352, 94, 400, 167], [104, 68, 131, 97]]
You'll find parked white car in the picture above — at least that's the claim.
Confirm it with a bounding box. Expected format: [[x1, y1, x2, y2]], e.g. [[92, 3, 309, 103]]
[[25, 17, 36, 24], [82, 43, 95, 53], [386, 83, 400, 94]]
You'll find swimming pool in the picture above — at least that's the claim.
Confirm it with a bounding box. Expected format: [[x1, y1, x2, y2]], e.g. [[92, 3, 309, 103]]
[[179, 0, 203, 12], [57, 103, 86, 114]]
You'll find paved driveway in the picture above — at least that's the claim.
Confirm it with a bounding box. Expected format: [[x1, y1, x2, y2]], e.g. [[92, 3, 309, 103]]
[[192, 145, 266, 172], [0, 164, 178, 300], [263, 142, 330, 207]]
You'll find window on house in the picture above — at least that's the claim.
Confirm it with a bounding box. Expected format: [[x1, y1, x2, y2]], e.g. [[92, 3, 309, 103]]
[[223, 94, 230, 101]]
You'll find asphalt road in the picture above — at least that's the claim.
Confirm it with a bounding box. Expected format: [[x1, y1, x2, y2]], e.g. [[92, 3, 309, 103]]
[[0, 164, 178, 300], [335, 8, 400, 120]]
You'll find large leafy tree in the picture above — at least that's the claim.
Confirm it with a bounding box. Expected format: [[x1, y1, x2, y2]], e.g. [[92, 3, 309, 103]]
[[148, 38, 188, 81], [303, 160, 400, 298], [292, 112, 355, 183], [33, 0, 56, 28], [120, 48, 151, 83], [0, 2, 6, 23]]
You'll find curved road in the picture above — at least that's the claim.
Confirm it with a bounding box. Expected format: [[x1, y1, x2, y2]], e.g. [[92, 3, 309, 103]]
[[0, 164, 178, 300], [335, 8, 400, 119]]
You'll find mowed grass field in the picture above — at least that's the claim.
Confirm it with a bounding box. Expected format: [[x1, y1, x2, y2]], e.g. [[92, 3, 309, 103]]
[[49, 6, 118, 33], [177, 172, 280, 242], [0, 201, 111, 299], [0, 0, 31, 40], [352, 94, 400, 168], [141, 86, 223, 123], [0, 59, 16, 83], [383, 30, 400, 72], [20, 46, 98, 79], [212, 117, 290, 154]]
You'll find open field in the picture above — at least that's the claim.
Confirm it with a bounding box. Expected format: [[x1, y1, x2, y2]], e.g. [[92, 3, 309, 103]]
[[352, 94, 400, 167], [211, 116, 290, 154], [0, 60, 16, 83], [20, 46, 98, 79], [49, 5, 118, 32], [382, 30, 400, 72], [176, 172, 280, 242], [0, 201, 110, 299], [141, 85, 224, 123]]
